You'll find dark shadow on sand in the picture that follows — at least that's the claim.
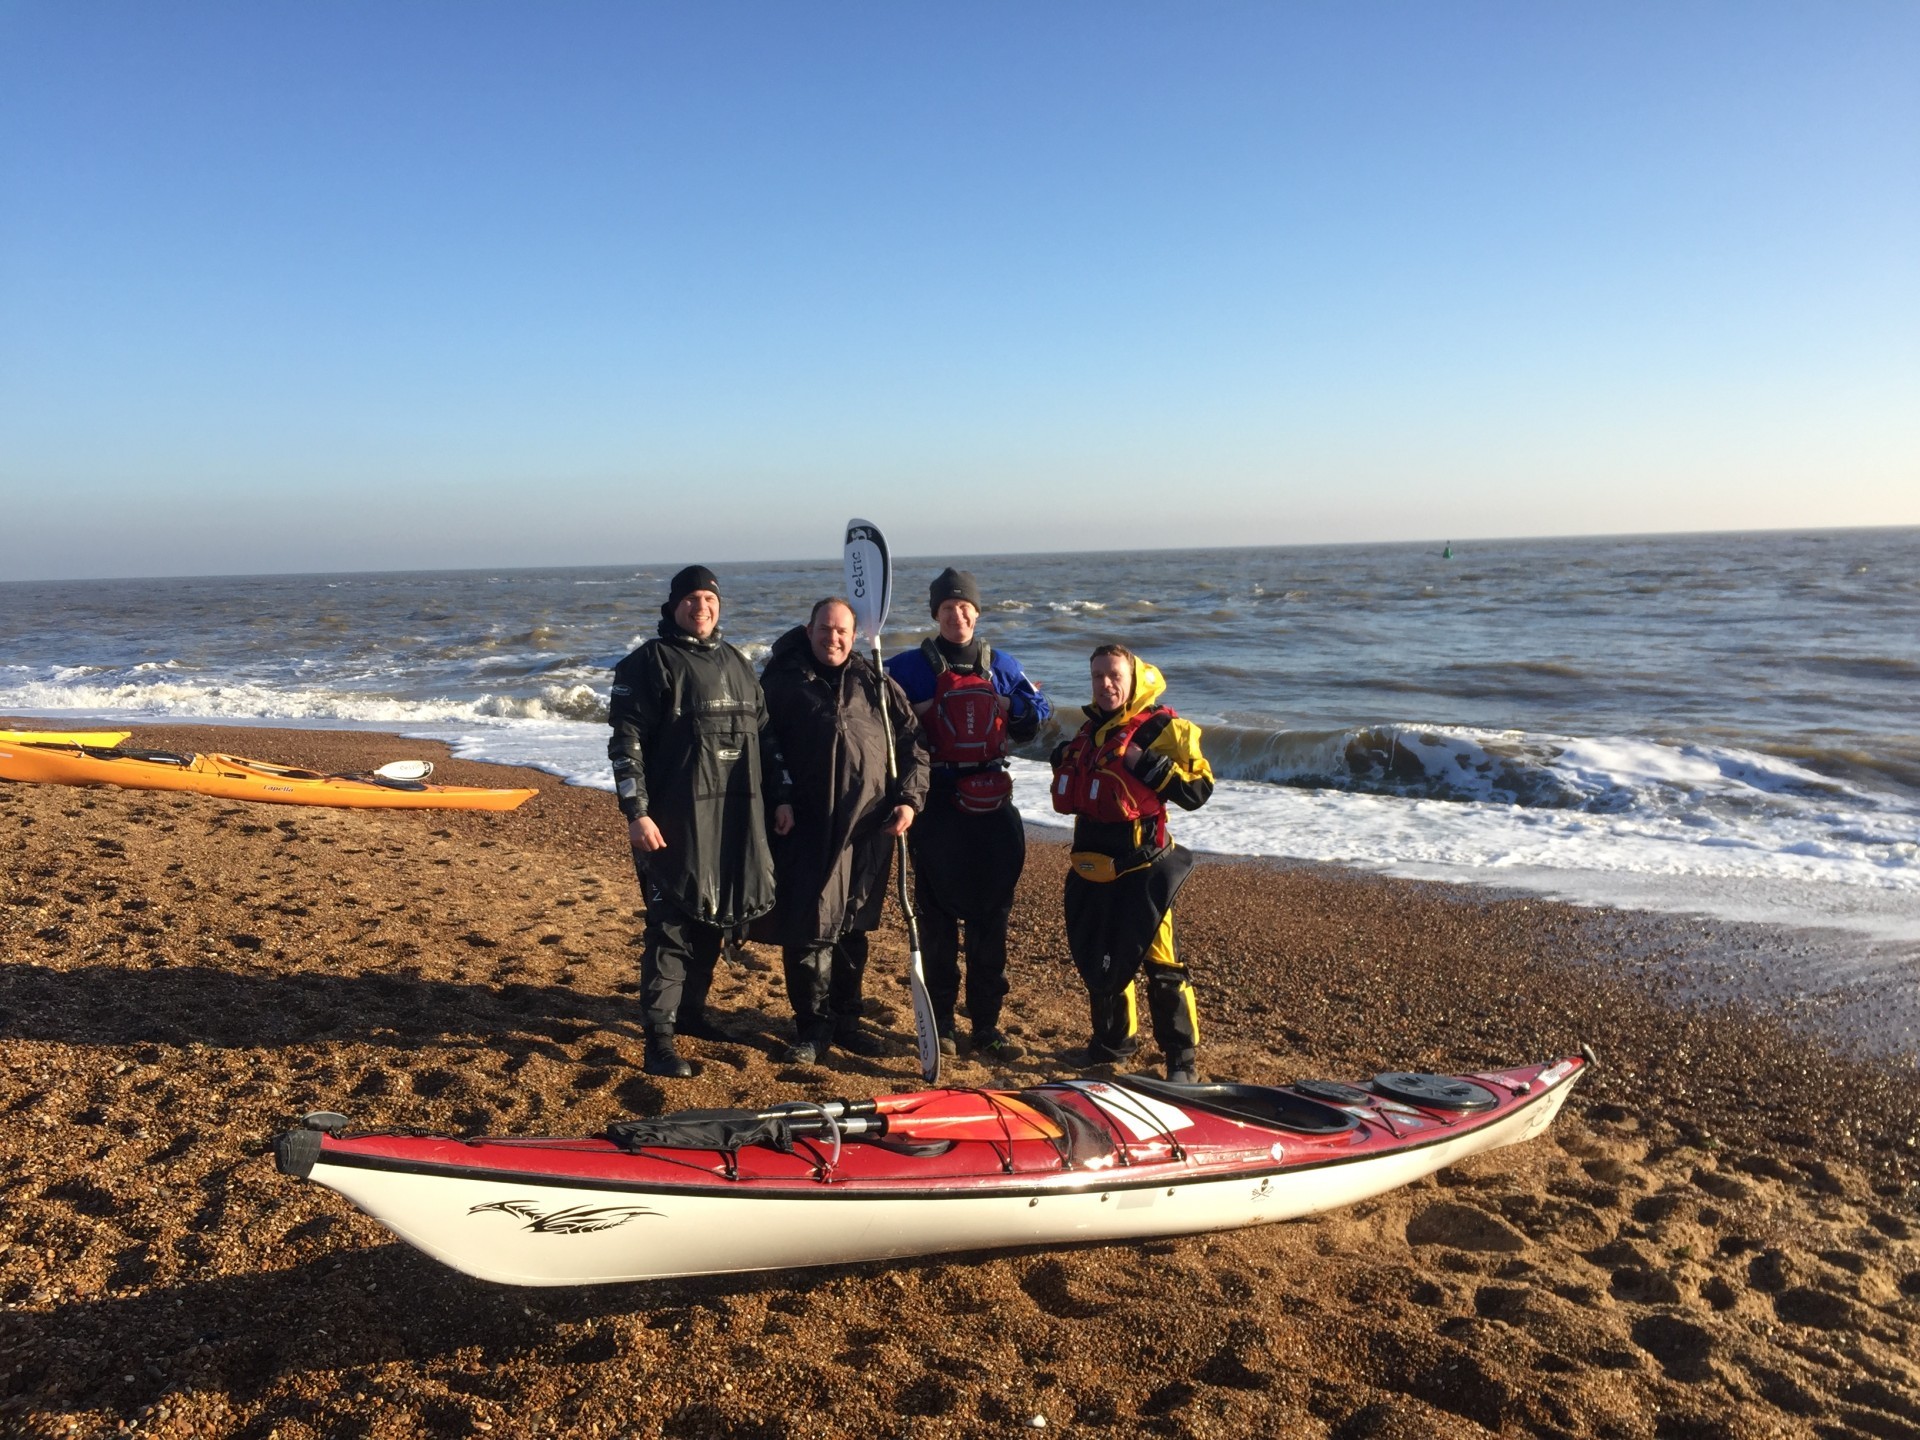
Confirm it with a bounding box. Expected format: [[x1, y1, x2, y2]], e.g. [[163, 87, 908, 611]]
[[0, 961, 991, 1088], [0, 962, 715, 1054], [0, 1233, 1165, 1422]]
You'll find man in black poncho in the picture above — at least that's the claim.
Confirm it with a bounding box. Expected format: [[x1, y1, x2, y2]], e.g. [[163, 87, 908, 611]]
[[760, 597, 929, 1064], [609, 566, 792, 1078]]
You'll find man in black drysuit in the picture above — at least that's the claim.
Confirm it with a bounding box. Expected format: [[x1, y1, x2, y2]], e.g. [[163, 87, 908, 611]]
[[609, 565, 792, 1077]]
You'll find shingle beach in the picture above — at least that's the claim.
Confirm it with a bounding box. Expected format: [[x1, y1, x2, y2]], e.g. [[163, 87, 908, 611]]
[[3, 724, 1916, 1439]]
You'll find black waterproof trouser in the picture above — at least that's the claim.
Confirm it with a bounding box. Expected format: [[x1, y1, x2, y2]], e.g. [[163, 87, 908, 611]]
[[1064, 844, 1200, 1069], [635, 865, 726, 1033], [908, 795, 1026, 1039], [781, 931, 870, 1042], [1081, 972, 1198, 1068]]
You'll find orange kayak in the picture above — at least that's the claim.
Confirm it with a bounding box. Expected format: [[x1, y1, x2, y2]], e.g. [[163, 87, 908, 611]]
[[0, 742, 537, 811], [0, 729, 133, 748]]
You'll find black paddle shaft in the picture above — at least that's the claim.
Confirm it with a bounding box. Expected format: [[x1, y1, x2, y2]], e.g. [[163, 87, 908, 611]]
[[872, 641, 924, 957]]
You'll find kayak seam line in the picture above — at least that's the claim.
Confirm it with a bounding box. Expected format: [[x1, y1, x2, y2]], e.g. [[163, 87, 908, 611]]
[[302, 1079, 1569, 1200]]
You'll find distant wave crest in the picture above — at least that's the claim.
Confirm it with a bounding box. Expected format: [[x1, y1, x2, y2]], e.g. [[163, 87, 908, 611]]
[[1192, 721, 1890, 817]]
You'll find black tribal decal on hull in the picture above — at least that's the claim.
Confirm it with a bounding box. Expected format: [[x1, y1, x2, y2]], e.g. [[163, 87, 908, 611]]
[[468, 1199, 661, 1234]]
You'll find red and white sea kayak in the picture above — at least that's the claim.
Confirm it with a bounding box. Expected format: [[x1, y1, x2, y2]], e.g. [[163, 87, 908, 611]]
[[273, 1055, 1589, 1287]]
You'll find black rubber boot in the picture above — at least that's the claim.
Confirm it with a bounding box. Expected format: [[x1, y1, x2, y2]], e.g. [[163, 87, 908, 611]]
[[643, 1029, 692, 1078], [1147, 973, 1199, 1084], [1074, 987, 1139, 1066], [784, 1021, 833, 1066], [973, 1030, 1027, 1063]]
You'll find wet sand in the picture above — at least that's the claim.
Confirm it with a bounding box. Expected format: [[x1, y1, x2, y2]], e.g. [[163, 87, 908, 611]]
[[2, 722, 1917, 1440]]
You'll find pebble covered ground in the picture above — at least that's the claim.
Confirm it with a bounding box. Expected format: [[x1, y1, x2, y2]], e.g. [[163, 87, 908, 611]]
[[2, 723, 1917, 1440]]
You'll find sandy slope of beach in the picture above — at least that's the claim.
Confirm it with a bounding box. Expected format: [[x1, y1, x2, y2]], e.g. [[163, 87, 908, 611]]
[[2, 723, 1917, 1440]]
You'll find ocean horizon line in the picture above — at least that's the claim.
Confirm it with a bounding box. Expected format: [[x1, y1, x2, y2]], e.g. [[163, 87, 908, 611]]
[[5, 520, 1915, 588]]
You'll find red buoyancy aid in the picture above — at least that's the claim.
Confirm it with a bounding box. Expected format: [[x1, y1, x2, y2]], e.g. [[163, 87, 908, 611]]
[[921, 640, 1009, 767], [1051, 706, 1170, 827]]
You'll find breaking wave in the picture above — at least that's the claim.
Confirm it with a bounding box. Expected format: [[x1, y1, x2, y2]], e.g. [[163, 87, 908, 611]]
[[1191, 721, 1918, 819], [0, 671, 611, 728]]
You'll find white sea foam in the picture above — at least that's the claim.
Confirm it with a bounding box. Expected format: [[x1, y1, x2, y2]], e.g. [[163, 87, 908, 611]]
[[7, 672, 1917, 944], [1006, 759, 1920, 941], [419, 721, 1920, 941], [0, 674, 606, 727]]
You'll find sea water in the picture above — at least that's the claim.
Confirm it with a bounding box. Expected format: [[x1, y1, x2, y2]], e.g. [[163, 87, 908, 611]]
[[4, 529, 1917, 944]]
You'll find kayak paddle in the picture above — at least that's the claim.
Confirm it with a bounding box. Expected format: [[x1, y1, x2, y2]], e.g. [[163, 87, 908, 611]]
[[844, 517, 943, 1085]]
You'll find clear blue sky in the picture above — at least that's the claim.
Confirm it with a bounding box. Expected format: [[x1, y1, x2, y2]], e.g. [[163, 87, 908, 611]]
[[3, 2, 1915, 580]]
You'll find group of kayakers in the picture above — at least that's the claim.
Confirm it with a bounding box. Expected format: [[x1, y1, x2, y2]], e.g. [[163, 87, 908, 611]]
[[608, 563, 1215, 1083]]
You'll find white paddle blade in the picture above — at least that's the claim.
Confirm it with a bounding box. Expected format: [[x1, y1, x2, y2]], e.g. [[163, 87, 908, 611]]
[[842, 518, 892, 643], [373, 760, 434, 781], [908, 949, 943, 1085]]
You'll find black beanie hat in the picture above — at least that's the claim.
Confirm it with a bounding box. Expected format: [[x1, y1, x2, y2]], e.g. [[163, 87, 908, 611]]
[[662, 565, 721, 622], [928, 567, 983, 617]]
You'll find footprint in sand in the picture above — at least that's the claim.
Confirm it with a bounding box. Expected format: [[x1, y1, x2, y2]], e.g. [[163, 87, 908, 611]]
[[410, 1069, 459, 1098], [42, 1177, 129, 1219], [1699, 1274, 1739, 1311], [1019, 1257, 1106, 1318], [1771, 1285, 1869, 1332], [1867, 1211, 1913, 1240], [1631, 1191, 1689, 1223], [1609, 1265, 1684, 1306], [1405, 1201, 1529, 1254], [612, 1077, 666, 1112], [1192, 1321, 1276, 1392], [1631, 1312, 1716, 1382]]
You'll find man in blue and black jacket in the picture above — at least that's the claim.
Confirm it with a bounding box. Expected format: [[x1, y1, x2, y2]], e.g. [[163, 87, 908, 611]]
[[885, 567, 1049, 1064]]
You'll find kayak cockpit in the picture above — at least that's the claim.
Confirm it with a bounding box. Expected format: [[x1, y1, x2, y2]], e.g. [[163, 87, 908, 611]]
[[1111, 1076, 1360, 1135]]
